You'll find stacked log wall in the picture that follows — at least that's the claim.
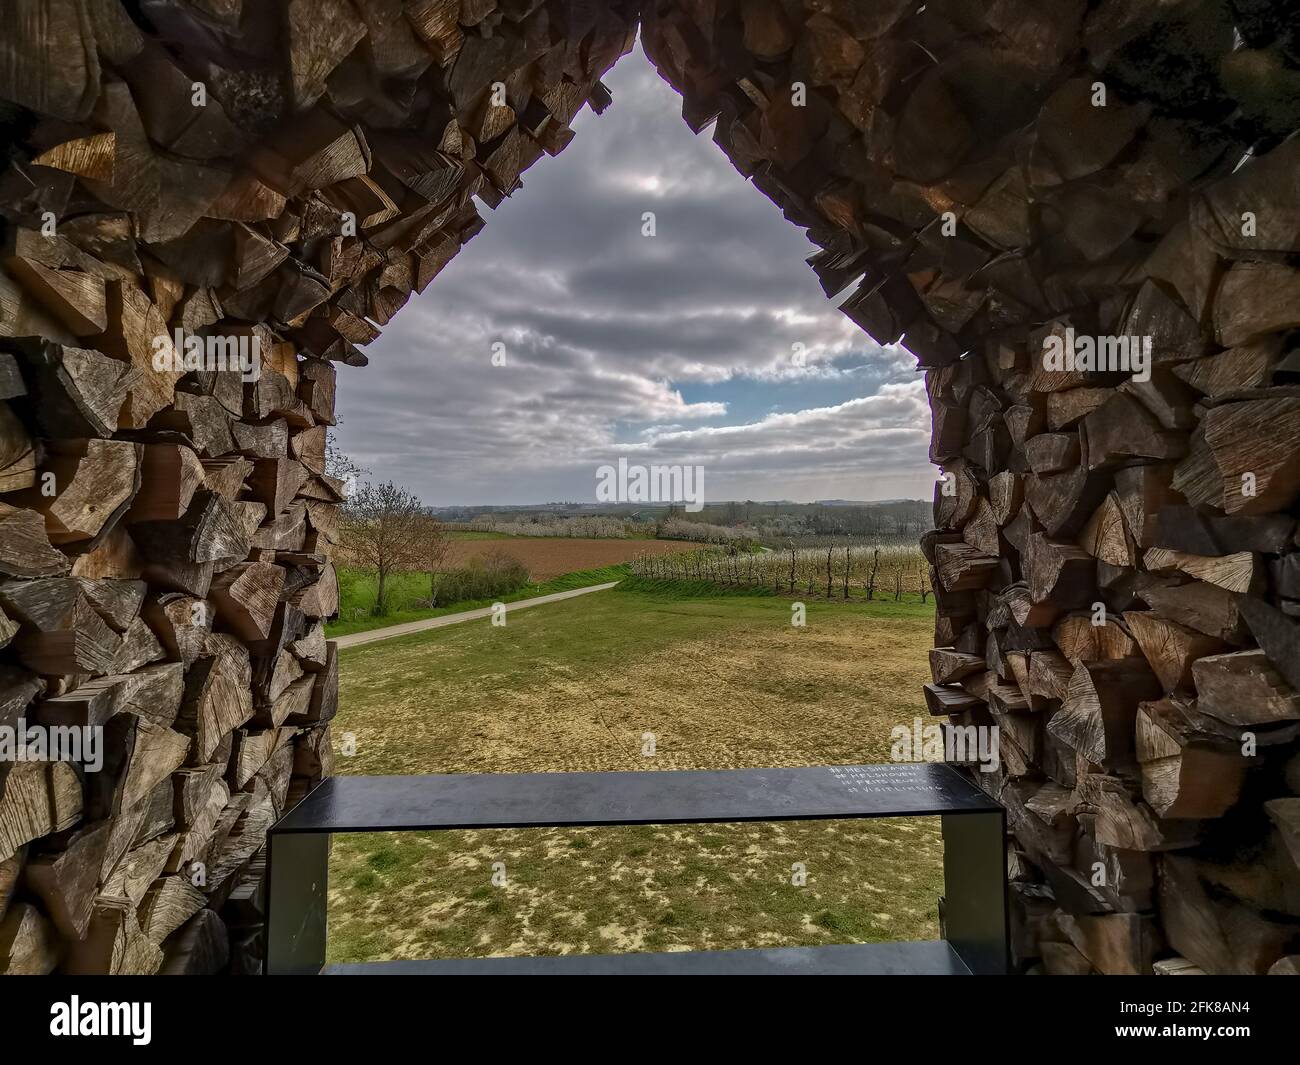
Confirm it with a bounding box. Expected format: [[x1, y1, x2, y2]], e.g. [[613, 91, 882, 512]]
[[640, 0, 1300, 974], [2, 0, 1299, 975], [0, 0, 637, 974]]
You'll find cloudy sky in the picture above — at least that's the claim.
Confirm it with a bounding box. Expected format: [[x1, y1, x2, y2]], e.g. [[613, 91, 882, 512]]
[[334, 37, 934, 507]]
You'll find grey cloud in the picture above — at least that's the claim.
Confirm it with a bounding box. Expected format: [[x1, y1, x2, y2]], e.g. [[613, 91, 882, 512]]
[[334, 41, 934, 506]]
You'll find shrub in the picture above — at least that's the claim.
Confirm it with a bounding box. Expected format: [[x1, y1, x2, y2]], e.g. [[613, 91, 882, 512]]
[[429, 549, 531, 605]]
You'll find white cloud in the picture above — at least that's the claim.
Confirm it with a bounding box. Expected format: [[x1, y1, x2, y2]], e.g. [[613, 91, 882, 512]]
[[334, 42, 934, 506]]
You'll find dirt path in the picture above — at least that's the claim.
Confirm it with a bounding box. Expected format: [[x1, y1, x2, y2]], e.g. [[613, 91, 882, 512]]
[[333, 582, 620, 649]]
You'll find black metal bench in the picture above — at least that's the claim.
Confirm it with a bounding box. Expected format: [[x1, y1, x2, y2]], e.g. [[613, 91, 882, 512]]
[[265, 762, 1008, 975]]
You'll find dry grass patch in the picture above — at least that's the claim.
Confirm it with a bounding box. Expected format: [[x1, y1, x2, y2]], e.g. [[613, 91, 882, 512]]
[[327, 588, 941, 963]]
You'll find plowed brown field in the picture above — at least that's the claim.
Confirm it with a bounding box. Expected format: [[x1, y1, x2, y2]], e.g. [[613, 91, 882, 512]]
[[444, 537, 703, 580]]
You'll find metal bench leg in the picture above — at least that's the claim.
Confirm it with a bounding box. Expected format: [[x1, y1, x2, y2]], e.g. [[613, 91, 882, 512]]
[[266, 832, 330, 975], [941, 810, 1008, 974]]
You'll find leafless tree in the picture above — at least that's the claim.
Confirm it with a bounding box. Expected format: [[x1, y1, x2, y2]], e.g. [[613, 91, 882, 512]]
[[421, 513, 453, 604], [341, 480, 427, 615], [866, 547, 880, 601]]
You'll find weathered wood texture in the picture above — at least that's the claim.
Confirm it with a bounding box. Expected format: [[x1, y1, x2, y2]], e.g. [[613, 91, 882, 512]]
[[2, 0, 1298, 976], [0, 0, 636, 974], [640, 0, 1300, 975]]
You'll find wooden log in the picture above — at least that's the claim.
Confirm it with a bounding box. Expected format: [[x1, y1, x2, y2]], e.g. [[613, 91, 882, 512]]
[[28, 343, 134, 438], [924, 682, 984, 716], [133, 490, 251, 568], [934, 542, 1000, 591], [159, 907, 229, 974], [63, 898, 163, 975], [929, 647, 985, 685], [139, 875, 207, 944], [1174, 340, 1280, 398], [35, 662, 182, 730], [1214, 262, 1300, 346], [1024, 433, 1080, 473], [1160, 856, 1293, 975], [4, 258, 106, 336], [127, 444, 205, 523], [0, 402, 36, 492], [933, 460, 977, 529], [100, 283, 184, 429], [1026, 532, 1095, 608], [290, 641, 337, 725], [0, 761, 82, 863], [1136, 699, 1247, 819], [1113, 463, 1176, 551], [1124, 611, 1228, 693], [1136, 576, 1249, 645], [1194, 394, 1300, 515], [1192, 649, 1300, 725], [20, 438, 141, 545], [1028, 649, 1073, 702], [210, 562, 286, 642], [1078, 774, 1201, 852], [101, 832, 176, 909], [89, 712, 189, 819], [1053, 613, 1136, 666], [1078, 493, 1134, 567], [23, 820, 111, 938], [1058, 913, 1161, 976], [0, 902, 59, 974], [1236, 598, 1300, 697], [0, 578, 121, 675], [1046, 387, 1111, 430], [1047, 659, 1162, 769], [75, 577, 145, 632], [290, 559, 339, 617], [1081, 393, 1186, 469], [1143, 547, 1261, 595], [1025, 466, 1107, 537], [0, 502, 70, 578], [177, 642, 255, 762]]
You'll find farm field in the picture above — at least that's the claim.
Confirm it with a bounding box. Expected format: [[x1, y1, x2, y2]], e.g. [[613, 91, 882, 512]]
[[329, 537, 710, 637], [442, 535, 703, 580], [326, 584, 941, 964]]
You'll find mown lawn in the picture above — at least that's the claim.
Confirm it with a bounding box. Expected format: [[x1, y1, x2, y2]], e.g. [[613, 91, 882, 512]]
[[326, 584, 942, 964]]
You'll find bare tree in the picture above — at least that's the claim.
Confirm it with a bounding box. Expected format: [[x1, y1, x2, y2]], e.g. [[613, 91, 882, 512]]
[[341, 480, 427, 615], [421, 513, 453, 605]]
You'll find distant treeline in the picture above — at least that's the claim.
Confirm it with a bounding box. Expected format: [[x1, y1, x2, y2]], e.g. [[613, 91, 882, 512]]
[[445, 499, 932, 545]]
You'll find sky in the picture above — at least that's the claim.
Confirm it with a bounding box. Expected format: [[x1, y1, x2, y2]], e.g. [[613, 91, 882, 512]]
[[333, 37, 935, 508]]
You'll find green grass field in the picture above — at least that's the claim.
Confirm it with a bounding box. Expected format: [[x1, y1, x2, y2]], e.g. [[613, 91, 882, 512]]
[[326, 580, 941, 964], [328, 564, 629, 638]]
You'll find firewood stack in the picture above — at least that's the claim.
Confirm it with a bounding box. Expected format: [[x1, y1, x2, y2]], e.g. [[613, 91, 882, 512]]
[[1, 0, 1297, 978], [643, 0, 1300, 974], [0, 0, 636, 974]]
